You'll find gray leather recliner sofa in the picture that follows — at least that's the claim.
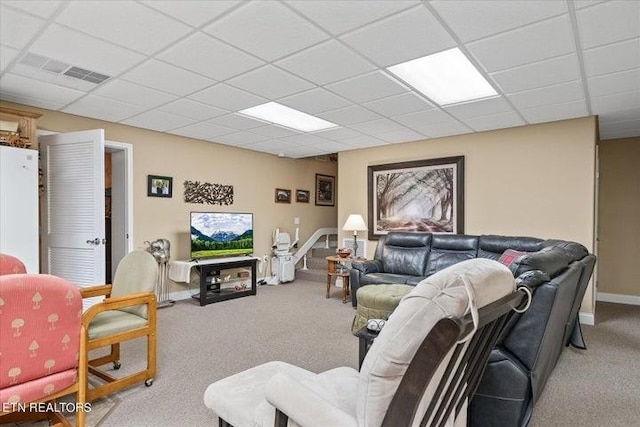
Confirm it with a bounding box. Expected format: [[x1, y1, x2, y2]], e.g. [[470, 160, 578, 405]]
[[349, 232, 596, 427]]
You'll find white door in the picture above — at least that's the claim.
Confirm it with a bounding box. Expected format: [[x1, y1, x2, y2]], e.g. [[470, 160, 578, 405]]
[[40, 129, 106, 285]]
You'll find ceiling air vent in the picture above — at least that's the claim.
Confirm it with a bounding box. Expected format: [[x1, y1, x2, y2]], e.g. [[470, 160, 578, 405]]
[[15, 52, 111, 88]]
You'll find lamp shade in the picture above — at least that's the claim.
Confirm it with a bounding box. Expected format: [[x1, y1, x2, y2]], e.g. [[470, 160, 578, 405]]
[[342, 214, 367, 232]]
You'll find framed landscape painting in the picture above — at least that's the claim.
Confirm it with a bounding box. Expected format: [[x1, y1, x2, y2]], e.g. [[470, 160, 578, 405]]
[[367, 156, 464, 239]]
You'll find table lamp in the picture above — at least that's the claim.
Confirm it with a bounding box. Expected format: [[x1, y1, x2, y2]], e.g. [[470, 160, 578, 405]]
[[342, 214, 367, 258]]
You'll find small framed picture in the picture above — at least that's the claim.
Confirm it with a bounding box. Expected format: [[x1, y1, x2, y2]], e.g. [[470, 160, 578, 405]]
[[148, 175, 172, 198], [296, 189, 310, 203], [315, 174, 335, 206], [275, 188, 291, 203]]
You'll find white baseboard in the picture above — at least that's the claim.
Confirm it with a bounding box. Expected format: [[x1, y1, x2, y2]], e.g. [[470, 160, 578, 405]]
[[579, 312, 594, 326], [597, 292, 640, 306]]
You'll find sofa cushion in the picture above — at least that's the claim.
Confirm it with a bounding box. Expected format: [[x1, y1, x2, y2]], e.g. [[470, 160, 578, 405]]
[[511, 246, 573, 277], [360, 272, 414, 286], [424, 234, 479, 276], [380, 247, 428, 277], [477, 235, 541, 260]]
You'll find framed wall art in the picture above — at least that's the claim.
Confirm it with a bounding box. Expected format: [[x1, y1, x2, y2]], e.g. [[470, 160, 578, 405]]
[[315, 174, 335, 206], [148, 175, 172, 198], [296, 189, 310, 203], [275, 188, 291, 203], [367, 156, 464, 239]]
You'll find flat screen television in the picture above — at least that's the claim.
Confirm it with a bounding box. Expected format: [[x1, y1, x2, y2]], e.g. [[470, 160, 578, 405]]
[[190, 212, 253, 259]]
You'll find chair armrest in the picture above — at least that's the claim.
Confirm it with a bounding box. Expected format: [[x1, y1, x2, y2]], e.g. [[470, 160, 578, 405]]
[[80, 284, 112, 298], [351, 259, 382, 274], [265, 373, 358, 427], [82, 292, 156, 324]]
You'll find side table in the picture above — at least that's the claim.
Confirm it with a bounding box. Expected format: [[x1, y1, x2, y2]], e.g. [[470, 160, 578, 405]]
[[325, 255, 353, 303], [354, 326, 379, 369]]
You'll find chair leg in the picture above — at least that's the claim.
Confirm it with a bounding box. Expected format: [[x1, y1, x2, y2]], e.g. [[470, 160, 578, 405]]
[[219, 418, 233, 427], [274, 409, 288, 427]]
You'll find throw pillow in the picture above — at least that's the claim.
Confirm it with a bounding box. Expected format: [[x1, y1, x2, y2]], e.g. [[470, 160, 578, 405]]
[[498, 249, 529, 268]]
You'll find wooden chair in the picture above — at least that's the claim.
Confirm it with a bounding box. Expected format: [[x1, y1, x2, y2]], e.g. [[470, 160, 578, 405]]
[[0, 274, 87, 427], [204, 259, 528, 427], [80, 250, 158, 402]]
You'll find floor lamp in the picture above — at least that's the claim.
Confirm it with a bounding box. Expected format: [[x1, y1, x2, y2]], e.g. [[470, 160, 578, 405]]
[[342, 214, 367, 258]]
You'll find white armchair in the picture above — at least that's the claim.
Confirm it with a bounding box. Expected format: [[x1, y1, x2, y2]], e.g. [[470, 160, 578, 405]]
[[204, 259, 524, 427]]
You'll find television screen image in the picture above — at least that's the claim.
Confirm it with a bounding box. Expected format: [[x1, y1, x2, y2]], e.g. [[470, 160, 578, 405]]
[[190, 212, 253, 259]]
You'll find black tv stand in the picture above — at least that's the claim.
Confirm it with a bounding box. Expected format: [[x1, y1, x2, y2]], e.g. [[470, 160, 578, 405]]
[[191, 257, 258, 306]]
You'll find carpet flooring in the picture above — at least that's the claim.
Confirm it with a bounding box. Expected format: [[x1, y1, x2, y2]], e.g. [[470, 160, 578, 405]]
[[13, 280, 638, 426]]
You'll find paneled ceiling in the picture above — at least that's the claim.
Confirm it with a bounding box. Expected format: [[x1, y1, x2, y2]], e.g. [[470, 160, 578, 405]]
[[1, 0, 638, 158]]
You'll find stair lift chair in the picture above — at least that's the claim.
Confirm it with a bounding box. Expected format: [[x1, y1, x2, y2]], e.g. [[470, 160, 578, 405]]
[[0, 273, 87, 427], [204, 259, 527, 427], [80, 250, 158, 401]]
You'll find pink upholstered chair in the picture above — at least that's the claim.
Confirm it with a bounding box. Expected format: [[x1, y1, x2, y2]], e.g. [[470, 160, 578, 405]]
[[0, 253, 26, 275], [0, 273, 87, 427]]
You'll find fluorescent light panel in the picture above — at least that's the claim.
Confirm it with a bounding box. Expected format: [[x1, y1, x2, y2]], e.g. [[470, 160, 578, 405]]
[[238, 102, 338, 132], [387, 48, 497, 106]]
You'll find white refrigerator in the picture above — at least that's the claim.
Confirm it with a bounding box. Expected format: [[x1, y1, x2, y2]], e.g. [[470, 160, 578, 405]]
[[0, 145, 39, 272]]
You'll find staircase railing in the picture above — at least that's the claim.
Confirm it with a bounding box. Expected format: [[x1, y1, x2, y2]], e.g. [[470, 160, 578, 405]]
[[294, 227, 337, 269]]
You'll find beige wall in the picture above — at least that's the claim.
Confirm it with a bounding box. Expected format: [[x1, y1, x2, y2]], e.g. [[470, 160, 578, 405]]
[[1, 101, 337, 292], [338, 116, 598, 314], [597, 137, 640, 297]]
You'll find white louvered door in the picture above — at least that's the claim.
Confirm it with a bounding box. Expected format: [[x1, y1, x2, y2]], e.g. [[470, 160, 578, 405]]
[[40, 129, 106, 285]]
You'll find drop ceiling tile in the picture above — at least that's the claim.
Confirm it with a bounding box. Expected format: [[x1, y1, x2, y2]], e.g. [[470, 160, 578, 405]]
[[339, 134, 387, 148], [467, 15, 575, 72], [598, 107, 640, 124], [158, 32, 264, 81], [0, 73, 84, 109], [340, 5, 455, 66], [121, 110, 197, 131], [374, 128, 425, 144], [226, 65, 314, 99], [318, 105, 382, 126], [325, 71, 408, 104], [204, 1, 328, 62], [0, 45, 20, 73], [157, 99, 228, 121], [276, 40, 375, 85], [577, 1, 640, 49], [214, 130, 270, 145], [461, 111, 526, 132], [583, 38, 640, 77], [519, 99, 588, 124], [317, 127, 363, 141], [170, 122, 236, 140], [2, 0, 62, 18], [364, 93, 432, 117], [591, 91, 640, 114], [0, 7, 46, 49], [122, 59, 215, 96], [350, 118, 406, 136], [62, 94, 146, 122], [490, 54, 581, 93], [443, 97, 513, 119], [142, 0, 241, 27], [508, 81, 585, 110], [287, 0, 418, 35], [393, 109, 454, 127], [278, 88, 351, 114], [414, 121, 472, 138], [57, 1, 192, 55], [278, 133, 330, 147], [249, 139, 297, 154], [430, 0, 566, 42], [30, 25, 145, 76], [188, 83, 267, 111], [93, 80, 177, 108], [588, 68, 640, 97], [249, 125, 299, 138], [574, 0, 607, 9], [599, 121, 640, 139], [207, 114, 266, 131]]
